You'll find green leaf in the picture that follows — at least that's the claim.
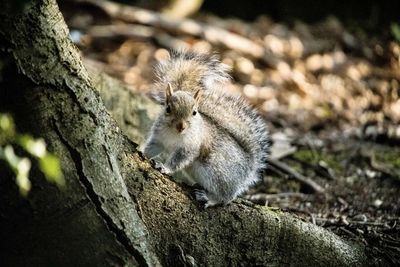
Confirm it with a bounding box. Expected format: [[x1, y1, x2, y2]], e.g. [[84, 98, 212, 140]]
[[18, 135, 46, 158], [1, 145, 32, 196], [39, 153, 65, 187], [0, 114, 13, 131], [3, 145, 20, 170], [0, 113, 15, 144], [0, 113, 65, 194], [16, 158, 32, 196], [391, 23, 400, 43]]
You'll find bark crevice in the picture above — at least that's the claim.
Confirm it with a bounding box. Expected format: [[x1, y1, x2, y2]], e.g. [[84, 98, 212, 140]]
[[53, 119, 148, 266]]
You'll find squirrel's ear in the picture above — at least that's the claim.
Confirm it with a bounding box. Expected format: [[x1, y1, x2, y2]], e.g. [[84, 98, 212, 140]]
[[166, 83, 173, 101], [194, 89, 202, 103]]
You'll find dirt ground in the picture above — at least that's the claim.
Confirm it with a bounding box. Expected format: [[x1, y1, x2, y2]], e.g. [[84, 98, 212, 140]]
[[60, 1, 400, 265]]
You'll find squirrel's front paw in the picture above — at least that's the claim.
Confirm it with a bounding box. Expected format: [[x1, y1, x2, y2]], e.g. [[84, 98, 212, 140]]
[[155, 162, 172, 174]]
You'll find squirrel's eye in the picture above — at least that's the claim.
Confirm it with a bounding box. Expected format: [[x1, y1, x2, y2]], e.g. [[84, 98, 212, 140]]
[[166, 106, 171, 114], [192, 110, 197, 116]]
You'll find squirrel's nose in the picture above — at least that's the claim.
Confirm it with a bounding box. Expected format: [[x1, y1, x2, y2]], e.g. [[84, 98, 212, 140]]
[[176, 122, 187, 132]]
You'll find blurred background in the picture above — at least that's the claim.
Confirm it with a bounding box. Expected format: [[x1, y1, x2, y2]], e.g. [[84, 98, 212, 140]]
[[61, 0, 400, 136], [58, 0, 399, 263]]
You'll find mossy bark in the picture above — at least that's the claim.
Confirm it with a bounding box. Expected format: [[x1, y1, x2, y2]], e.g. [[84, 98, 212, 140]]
[[0, 0, 158, 266], [0, 0, 372, 266]]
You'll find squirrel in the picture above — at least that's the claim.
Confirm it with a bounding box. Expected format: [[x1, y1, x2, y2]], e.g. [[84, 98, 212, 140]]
[[144, 50, 269, 208]]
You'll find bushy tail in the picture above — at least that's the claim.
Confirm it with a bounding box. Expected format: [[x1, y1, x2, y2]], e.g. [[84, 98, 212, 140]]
[[152, 50, 230, 103], [200, 91, 270, 178]]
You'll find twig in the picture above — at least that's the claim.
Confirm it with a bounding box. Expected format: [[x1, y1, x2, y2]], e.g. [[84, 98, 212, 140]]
[[360, 148, 400, 180], [371, 67, 400, 81], [265, 163, 288, 178], [88, 25, 192, 51], [339, 227, 358, 237], [88, 24, 155, 39], [315, 217, 392, 227], [77, 0, 280, 67], [154, 32, 191, 50], [349, 221, 391, 227], [267, 158, 325, 193], [245, 192, 309, 202]]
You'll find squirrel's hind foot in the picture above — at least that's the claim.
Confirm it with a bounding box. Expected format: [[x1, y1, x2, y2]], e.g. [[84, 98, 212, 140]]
[[193, 187, 221, 209], [193, 188, 209, 209]]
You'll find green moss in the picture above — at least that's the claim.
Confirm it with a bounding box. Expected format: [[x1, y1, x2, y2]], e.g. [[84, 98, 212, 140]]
[[374, 149, 400, 169], [292, 149, 316, 163], [292, 149, 343, 172], [265, 174, 301, 193], [255, 205, 283, 216]]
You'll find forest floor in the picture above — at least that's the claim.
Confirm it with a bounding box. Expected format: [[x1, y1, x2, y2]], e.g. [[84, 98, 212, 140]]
[[61, 1, 400, 265]]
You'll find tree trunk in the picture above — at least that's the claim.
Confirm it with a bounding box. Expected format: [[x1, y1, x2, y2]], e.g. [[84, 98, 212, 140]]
[[0, 0, 373, 266]]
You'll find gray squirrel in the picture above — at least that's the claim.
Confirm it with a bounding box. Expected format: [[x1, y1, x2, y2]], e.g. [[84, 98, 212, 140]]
[[144, 51, 269, 208]]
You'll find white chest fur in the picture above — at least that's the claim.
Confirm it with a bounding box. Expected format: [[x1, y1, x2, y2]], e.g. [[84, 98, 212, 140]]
[[158, 116, 204, 154]]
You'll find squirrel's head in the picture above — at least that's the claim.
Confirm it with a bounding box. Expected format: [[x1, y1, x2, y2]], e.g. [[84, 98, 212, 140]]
[[163, 84, 201, 134]]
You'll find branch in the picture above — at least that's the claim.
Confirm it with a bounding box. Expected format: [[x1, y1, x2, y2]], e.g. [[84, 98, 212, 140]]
[[267, 158, 325, 193], [78, 0, 280, 67]]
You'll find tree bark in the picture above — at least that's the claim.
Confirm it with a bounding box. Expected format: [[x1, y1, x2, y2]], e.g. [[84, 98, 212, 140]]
[[0, 0, 158, 266], [0, 0, 374, 266]]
